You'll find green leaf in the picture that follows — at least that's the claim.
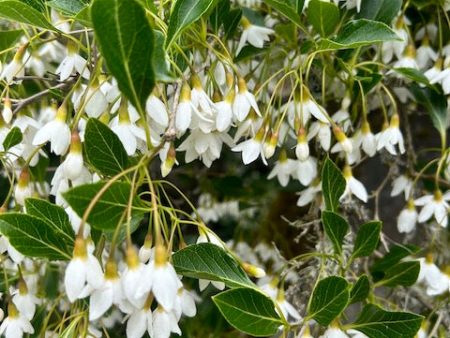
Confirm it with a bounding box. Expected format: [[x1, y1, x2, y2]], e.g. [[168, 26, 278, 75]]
[[91, 0, 155, 112], [349, 275, 370, 304], [371, 244, 420, 276], [25, 198, 75, 246], [84, 118, 129, 176], [410, 85, 448, 137], [0, 1, 56, 31], [172, 243, 254, 289], [307, 0, 340, 37], [352, 221, 381, 258], [264, 0, 302, 26], [166, 0, 218, 48], [47, 0, 88, 15], [153, 30, 174, 82], [212, 288, 283, 337], [357, 0, 402, 24], [223, 8, 242, 39], [0, 30, 23, 53], [350, 304, 423, 338], [377, 261, 420, 287], [307, 276, 349, 326], [321, 157, 345, 212], [321, 210, 349, 255], [0, 213, 71, 260], [2, 127, 22, 151], [74, 6, 91, 26], [63, 181, 146, 231], [392, 68, 430, 86], [318, 19, 399, 50]]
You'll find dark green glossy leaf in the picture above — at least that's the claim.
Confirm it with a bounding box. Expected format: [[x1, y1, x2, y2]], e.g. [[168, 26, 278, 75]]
[[357, 0, 402, 24], [91, 0, 155, 111], [322, 210, 348, 255], [321, 157, 345, 212], [371, 244, 420, 276], [3, 127, 22, 151], [393, 68, 430, 86], [47, 0, 88, 15], [349, 275, 370, 304], [307, 276, 349, 326], [213, 288, 283, 336], [377, 261, 420, 287], [153, 30, 174, 82], [319, 19, 399, 50], [172, 243, 254, 289], [84, 118, 129, 176], [0, 213, 71, 260], [63, 181, 146, 231], [307, 0, 340, 37], [352, 221, 381, 258], [264, 0, 301, 26], [166, 0, 218, 48], [350, 304, 423, 338]]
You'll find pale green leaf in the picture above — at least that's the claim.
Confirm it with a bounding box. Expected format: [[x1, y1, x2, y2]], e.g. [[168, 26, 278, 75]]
[[91, 0, 155, 112], [213, 288, 283, 337], [172, 243, 254, 289], [307, 0, 340, 37]]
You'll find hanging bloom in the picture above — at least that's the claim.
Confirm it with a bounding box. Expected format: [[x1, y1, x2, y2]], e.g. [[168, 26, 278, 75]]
[[1, 44, 27, 84], [417, 254, 442, 287], [276, 288, 301, 322], [232, 127, 265, 165], [392, 45, 419, 70], [2, 97, 12, 124], [376, 114, 405, 155], [14, 168, 33, 206], [429, 63, 450, 95], [424, 58, 443, 82], [89, 260, 127, 321], [233, 77, 261, 121], [173, 287, 197, 320], [237, 16, 274, 53], [322, 323, 349, 338], [0, 303, 34, 338], [297, 180, 322, 207], [332, 96, 352, 132], [381, 16, 408, 63], [146, 93, 169, 128], [139, 235, 154, 263], [64, 237, 103, 302], [331, 126, 353, 154], [268, 150, 296, 187], [138, 244, 181, 311], [215, 88, 234, 132], [397, 199, 418, 233], [359, 121, 376, 157], [121, 247, 149, 308], [56, 40, 90, 81], [308, 121, 331, 151], [83, 81, 108, 118], [345, 0, 362, 12], [293, 156, 318, 186], [32, 103, 71, 155], [300, 87, 329, 123], [416, 36, 438, 69], [341, 165, 368, 202], [126, 296, 153, 338], [175, 83, 197, 133], [295, 127, 309, 161], [152, 306, 181, 338], [110, 99, 146, 156], [160, 143, 178, 177], [391, 175, 413, 199], [62, 131, 84, 180], [415, 190, 450, 227], [426, 267, 450, 296], [11, 279, 40, 321]]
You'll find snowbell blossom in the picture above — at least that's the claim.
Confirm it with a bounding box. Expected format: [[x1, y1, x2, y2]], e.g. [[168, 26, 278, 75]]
[[415, 190, 450, 227], [397, 199, 418, 233], [233, 77, 261, 121], [376, 114, 405, 155], [0, 303, 34, 338], [56, 41, 90, 81], [237, 16, 274, 53], [341, 165, 368, 202]]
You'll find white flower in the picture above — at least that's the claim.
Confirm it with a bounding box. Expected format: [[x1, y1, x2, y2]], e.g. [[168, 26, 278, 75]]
[[0, 304, 34, 338], [126, 307, 153, 338], [417, 256, 442, 287], [56, 41, 90, 81], [14, 169, 33, 206], [1, 45, 27, 84], [397, 200, 418, 233], [300, 88, 329, 123], [232, 134, 264, 165], [416, 38, 438, 69], [430, 65, 450, 94], [268, 151, 296, 187], [62, 131, 84, 180], [295, 129, 309, 161], [381, 18, 408, 63], [345, 0, 362, 12], [376, 114, 405, 155], [415, 190, 450, 227], [84, 84, 108, 118], [2, 98, 12, 124], [122, 248, 150, 308], [138, 245, 181, 311], [215, 91, 234, 132], [11, 282, 40, 320], [392, 45, 419, 70], [233, 77, 261, 121], [308, 122, 331, 151], [0, 236, 24, 263], [175, 84, 197, 133], [173, 287, 197, 319], [347, 329, 369, 338], [391, 175, 413, 199], [331, 127, 353, 154], [341, 165, 368, 202], [64, 238, 103, 303], [152, 307, 181, 338], [276, 290, 301, 322], [293, 157, 317, 186], [146, 94, 169, 128], [358, 122, 376, 157], [32, 104, 71, 155], [426, 271, 450, 296], [297, 181, 321, 207], [237, 17, 274, 53], [322, 327, 349, 338]]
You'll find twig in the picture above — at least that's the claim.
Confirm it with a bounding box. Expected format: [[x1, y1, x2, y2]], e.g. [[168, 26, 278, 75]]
[[163, 81, 182, 142], [11, 78, 76, 114], [429, 311, 443, 338]]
